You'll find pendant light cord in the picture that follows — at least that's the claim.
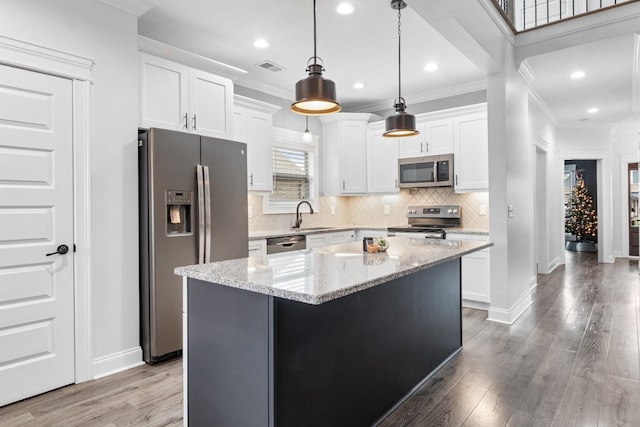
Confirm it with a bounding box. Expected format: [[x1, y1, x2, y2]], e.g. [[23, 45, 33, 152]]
[[313, 0, 318, 62], [397, 7, 402, 102]]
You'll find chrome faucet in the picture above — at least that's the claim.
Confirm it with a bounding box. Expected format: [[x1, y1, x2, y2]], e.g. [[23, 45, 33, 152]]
[[293, 201, 314, 228]]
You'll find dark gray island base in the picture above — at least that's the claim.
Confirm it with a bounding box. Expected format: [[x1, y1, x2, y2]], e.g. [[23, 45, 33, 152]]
[[187, 259, 462, 427]]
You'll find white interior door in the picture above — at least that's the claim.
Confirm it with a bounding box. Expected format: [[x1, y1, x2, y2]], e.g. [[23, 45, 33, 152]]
[[0, 63, 75, 406]]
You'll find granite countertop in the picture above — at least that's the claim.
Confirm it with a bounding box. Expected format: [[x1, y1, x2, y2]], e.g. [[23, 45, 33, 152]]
[[175, 236, 492, 305], [249, 225, 487, 240]]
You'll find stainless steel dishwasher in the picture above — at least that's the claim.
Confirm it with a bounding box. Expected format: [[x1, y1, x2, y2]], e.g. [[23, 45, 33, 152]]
[[266, 235, 306, 254]]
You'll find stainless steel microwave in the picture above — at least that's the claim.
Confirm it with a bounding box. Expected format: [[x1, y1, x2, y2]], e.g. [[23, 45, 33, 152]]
[[398, 154, 454, 188]]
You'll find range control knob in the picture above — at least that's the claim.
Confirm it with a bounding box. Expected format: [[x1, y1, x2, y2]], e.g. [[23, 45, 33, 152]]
[[447, 209, 453, 214], [453, 209, 459, 214]]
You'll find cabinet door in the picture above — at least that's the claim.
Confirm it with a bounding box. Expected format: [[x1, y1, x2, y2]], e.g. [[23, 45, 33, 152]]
[[327, 231, 349, 245], [233, 107, 273, 192], [398, 123, 424, 158], [140, 53, 189, 131], [367, 129, 399, 194], [454, 112, 488, 192], [306, 234, 328, 249], [461, 251, 490, 303], [340, 121, 367, 193], [424, 118, 453, 154], [188, 69, 233, 138], [248, 239, 267, 257]]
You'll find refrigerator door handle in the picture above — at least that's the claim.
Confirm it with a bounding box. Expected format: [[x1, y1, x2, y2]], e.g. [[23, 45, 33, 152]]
[[203, 164, 212, 263], [196, 164, 205, 264]]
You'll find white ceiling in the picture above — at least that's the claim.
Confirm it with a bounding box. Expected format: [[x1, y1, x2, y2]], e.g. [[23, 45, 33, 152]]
[[137, 0, 486, 111], [525, 33, 638, 127], [136, 0, 639, 126]]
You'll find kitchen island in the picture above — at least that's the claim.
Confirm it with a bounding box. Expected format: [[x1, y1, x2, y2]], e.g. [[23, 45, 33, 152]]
[[175, 236, 491, 427]]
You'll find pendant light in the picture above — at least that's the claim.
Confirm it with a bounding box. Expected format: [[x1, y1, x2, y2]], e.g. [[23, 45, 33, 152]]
[[383, 0, 419, 138], [302, 116, 313, 143], [291, 0, 341, 115]]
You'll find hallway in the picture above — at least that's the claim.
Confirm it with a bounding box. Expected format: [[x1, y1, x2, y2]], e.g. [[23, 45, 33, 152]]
[[0, 253, 638, 426]]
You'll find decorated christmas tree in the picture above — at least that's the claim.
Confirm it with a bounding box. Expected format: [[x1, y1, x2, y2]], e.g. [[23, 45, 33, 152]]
[[565, 177, 598, 242]]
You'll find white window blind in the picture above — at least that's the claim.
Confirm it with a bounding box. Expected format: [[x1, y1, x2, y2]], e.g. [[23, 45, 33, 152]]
[[272, 147, 310, 200]]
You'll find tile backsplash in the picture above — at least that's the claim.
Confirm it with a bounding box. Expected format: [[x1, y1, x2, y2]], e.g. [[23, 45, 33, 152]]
[[248, 188, 489, 231]]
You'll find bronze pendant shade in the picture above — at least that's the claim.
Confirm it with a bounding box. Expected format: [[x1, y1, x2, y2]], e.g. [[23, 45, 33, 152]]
[[383, 0, 418, 137], [291, 0, 341, 115]]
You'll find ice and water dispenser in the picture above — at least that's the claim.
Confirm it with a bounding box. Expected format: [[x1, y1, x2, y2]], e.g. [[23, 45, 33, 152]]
[[166, 190, 192, 235]]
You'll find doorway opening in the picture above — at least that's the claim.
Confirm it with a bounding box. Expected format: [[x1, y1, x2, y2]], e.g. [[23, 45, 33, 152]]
[[564, 159, 598, 252], [629, 163, 638, 256]]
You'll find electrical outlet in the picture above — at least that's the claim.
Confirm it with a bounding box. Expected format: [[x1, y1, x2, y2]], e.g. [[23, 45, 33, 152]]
[[330, 205, 336, 215], [479, 205, 487, 216], [384, 205, 390, 215], [248, 206, 253, 218], [508, 204, 514, 218]]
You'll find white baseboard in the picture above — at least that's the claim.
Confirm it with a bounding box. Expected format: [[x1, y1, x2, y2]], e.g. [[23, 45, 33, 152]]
[[547, 257, 561, 273], [529, 275, 537, 293], [92, 346, 144, 379], [461, 299, 490, 310], [487, 290, 533, 325]]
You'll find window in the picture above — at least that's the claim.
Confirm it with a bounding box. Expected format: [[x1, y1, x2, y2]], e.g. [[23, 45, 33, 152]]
[[263, 127, 318, 214], [272, 147, 310, 200]]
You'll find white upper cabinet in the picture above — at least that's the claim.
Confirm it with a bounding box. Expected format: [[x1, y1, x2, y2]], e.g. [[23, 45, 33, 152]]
[[232, 96, 281, 193], [367, 123, 399, 194], [453, 106, 488, 192], [140, 53, 233, 138], [398, 117, 453, 158], [320, 113, 372, 195]]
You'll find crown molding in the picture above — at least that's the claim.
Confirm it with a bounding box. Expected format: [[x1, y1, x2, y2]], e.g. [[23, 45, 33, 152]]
[[98, 0, 153, 17], [350, 80, 487, 114], [138, 36, 247, 81], [518, 59, 536, 85], [234, 95, 281, 115], [527, 87, 558, 127]]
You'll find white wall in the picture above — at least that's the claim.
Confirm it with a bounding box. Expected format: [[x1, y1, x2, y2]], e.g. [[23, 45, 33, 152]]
[[0, 0, 141, 377], [611, 125, 640, 258], [529, 101, 562, 272], [487, 42, 535, 324]]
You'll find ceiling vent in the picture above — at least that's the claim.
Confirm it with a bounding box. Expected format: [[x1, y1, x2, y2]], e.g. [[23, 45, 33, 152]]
[[257, 60, 285, 72]]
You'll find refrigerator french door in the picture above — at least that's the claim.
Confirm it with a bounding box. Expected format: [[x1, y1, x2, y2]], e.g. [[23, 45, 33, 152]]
[[139, 128, 248, 363]]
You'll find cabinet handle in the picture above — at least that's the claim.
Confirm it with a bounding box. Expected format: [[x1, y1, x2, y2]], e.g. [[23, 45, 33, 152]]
[[395, 178, 398, 188], [192, 114, 197, 130], [420, 142, 423, 153], [426, 141, 429, 152], [455, 174, 458, 186], [250, 173, 254, 186], [183, 113, 188, 129], [342, 180, 345, 191]]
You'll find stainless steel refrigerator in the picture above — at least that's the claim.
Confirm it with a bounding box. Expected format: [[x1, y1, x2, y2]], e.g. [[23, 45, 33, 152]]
[[138, 128, 248, 363]]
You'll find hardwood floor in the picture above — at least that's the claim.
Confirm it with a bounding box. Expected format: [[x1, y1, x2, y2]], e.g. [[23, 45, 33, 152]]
[[1, 251, 638, 426]]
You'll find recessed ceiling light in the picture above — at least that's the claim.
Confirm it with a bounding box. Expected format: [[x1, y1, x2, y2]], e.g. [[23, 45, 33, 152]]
[[253, 39, 269, 48], [587, 107, 599, 114], [571, 70, 586, 79], [353, 82, 364, 89], [424, 62, 438, 72], [337, 3, 354, 14]]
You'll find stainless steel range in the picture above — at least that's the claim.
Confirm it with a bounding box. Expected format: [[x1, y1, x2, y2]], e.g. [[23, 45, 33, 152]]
[[387, 205, 461, 239]]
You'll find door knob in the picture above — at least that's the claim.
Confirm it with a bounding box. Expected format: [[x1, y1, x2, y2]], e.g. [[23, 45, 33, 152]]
[[46, 244, 69, 256]]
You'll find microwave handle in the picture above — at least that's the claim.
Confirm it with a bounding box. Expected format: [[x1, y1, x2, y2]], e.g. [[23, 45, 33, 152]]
[[433, 161, 437, 182]]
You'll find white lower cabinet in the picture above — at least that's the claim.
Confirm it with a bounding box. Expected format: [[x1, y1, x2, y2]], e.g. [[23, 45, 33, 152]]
[[446, 234, 490, 307], [355, 229, 389, 241], [306, 230, 355, 249], [248, 239, 266, 257]]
